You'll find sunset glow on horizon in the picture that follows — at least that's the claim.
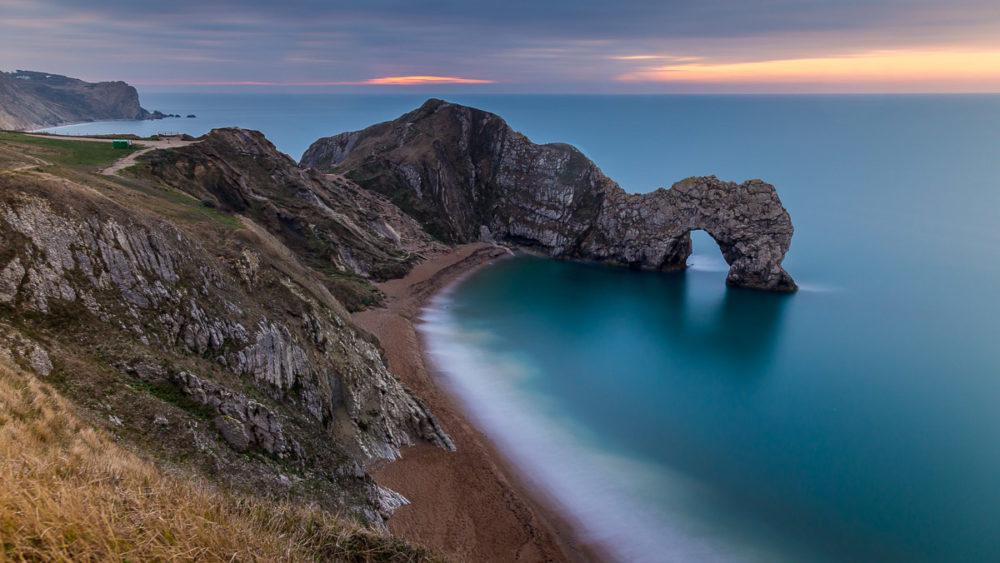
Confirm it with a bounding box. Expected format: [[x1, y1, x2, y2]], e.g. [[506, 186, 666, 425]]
[[363, 76, 494, 85], [616, 49, 1000, 91]]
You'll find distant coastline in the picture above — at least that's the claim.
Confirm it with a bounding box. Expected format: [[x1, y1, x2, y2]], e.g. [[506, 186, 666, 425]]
[[0, 69, 177, 131]]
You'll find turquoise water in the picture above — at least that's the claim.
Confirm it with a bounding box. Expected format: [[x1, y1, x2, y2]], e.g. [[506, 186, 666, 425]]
[[49, 94, 1000, 561]]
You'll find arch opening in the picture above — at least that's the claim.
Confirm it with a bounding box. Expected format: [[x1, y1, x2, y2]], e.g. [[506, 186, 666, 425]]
[[686, 229, 730, 274]]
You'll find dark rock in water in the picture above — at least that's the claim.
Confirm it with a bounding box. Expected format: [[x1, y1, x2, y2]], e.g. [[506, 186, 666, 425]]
[[187, 114, 196, 118], [0, 69, 156, 130], [302, 99, 796, 291]]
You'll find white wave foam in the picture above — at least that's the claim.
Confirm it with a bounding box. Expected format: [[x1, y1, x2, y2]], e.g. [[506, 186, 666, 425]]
[[418, 292, 790, 563], [794, 282, 839, 293]]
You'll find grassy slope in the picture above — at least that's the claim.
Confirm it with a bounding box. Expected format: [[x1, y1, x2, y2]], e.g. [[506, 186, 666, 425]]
[[0, 359, 438, 562], [0, 133, 139, 169]]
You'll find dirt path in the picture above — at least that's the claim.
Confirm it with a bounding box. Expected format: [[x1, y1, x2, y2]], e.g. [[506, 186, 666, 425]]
[[99, 145, 158, 176], [4, 154, 51, 172], [21, 133, 197, 176]]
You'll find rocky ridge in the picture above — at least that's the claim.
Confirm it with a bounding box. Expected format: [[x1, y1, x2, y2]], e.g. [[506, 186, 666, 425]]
[[141, 128, 444, 308], [303, 99, 796, 291]]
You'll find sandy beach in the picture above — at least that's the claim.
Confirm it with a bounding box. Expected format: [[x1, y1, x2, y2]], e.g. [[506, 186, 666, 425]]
[[354, 243, 601, 562]]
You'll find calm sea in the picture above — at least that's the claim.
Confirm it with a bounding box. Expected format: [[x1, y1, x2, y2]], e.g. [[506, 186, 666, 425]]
[[48, 94, 1000, 562]]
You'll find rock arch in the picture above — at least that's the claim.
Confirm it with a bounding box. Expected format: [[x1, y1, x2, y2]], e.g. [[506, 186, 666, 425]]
[[574, 176, 797, 291]]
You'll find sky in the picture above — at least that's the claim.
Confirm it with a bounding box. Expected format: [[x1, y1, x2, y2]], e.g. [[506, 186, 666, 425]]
[[2, 0, 1000, 93]]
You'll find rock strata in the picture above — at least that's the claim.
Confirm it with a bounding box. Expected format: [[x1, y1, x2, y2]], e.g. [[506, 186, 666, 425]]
[[303, 99, 796, 291], [0, 173, 453, 526]]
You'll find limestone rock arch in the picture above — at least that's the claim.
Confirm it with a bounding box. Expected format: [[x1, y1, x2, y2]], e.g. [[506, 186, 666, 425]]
[[303, 99, 797, 292], [574, 176, 797, 291]]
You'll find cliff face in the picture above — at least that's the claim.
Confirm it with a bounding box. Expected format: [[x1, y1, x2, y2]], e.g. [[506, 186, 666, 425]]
[[302, 99, 796, 291], [0, 70, 151, 130], [0, 132, 453, 528]]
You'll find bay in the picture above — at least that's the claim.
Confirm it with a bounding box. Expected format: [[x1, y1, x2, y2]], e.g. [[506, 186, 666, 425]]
[[48, 93, 1000, 562]]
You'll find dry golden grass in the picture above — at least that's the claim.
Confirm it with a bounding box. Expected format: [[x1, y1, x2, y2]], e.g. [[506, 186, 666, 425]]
[[0, 360, 439, 562]]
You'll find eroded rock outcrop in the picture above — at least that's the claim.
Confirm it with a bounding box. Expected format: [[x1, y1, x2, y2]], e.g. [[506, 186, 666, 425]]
[[302, 99, 796, 291], [0, 323, 52, 377]]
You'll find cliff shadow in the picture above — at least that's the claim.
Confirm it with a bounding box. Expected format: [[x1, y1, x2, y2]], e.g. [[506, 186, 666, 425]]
[[660, 229, 792, 377], [709, 286, 791, 374]]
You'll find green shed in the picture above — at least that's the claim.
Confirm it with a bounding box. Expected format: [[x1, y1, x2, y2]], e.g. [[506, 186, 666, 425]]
[[112, 139, 132, 149]]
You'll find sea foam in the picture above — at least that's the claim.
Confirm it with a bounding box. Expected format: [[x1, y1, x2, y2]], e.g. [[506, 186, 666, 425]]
[[419, 289, 778, 563]]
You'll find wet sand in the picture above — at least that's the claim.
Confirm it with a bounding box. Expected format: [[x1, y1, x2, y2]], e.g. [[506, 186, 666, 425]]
[[354, 243, 604, 562]]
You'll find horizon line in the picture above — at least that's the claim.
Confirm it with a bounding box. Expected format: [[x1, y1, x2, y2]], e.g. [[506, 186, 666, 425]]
[[132, 75, 495, 87], [131, 85, 1000, 95]]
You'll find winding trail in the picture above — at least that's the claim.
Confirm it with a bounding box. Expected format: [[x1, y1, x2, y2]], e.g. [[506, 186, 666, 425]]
[[4, 155, 51, 172]]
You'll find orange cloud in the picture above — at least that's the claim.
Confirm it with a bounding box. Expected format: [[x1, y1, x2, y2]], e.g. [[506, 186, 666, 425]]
[[616, 49, 1000, 88], [133, 76, 495, 86], [363, 75, 494, 85]]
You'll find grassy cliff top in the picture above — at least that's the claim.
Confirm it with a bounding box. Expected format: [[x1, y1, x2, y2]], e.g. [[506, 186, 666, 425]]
[[0, 132, 139, 169]]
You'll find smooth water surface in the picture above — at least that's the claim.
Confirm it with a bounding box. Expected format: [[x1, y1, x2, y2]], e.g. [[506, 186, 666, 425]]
[[49, 94, 1000, 561]]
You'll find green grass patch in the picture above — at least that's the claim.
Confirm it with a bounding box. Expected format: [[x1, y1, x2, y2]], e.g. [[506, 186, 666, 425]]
[[129, 380, 216, 420], [146, 185, 243, 230], [311, 265, 384, 312], [0, 133, 139, 169]]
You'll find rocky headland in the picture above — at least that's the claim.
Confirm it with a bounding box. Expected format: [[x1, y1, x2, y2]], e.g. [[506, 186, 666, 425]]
[[0, 96, 797, 560], [0, 70, 169, 131], [303, 98, 796, 291]]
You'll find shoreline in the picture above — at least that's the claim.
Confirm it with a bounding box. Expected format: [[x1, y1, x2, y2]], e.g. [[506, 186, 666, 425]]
[[25, 121, 122, 133], [353, 243, 605, 562], [24, 115, 185, 134]]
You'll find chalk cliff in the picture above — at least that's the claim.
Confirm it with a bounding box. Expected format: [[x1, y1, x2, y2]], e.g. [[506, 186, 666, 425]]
[[0, 70, 157, 130], [302, 99, 796, 291]]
